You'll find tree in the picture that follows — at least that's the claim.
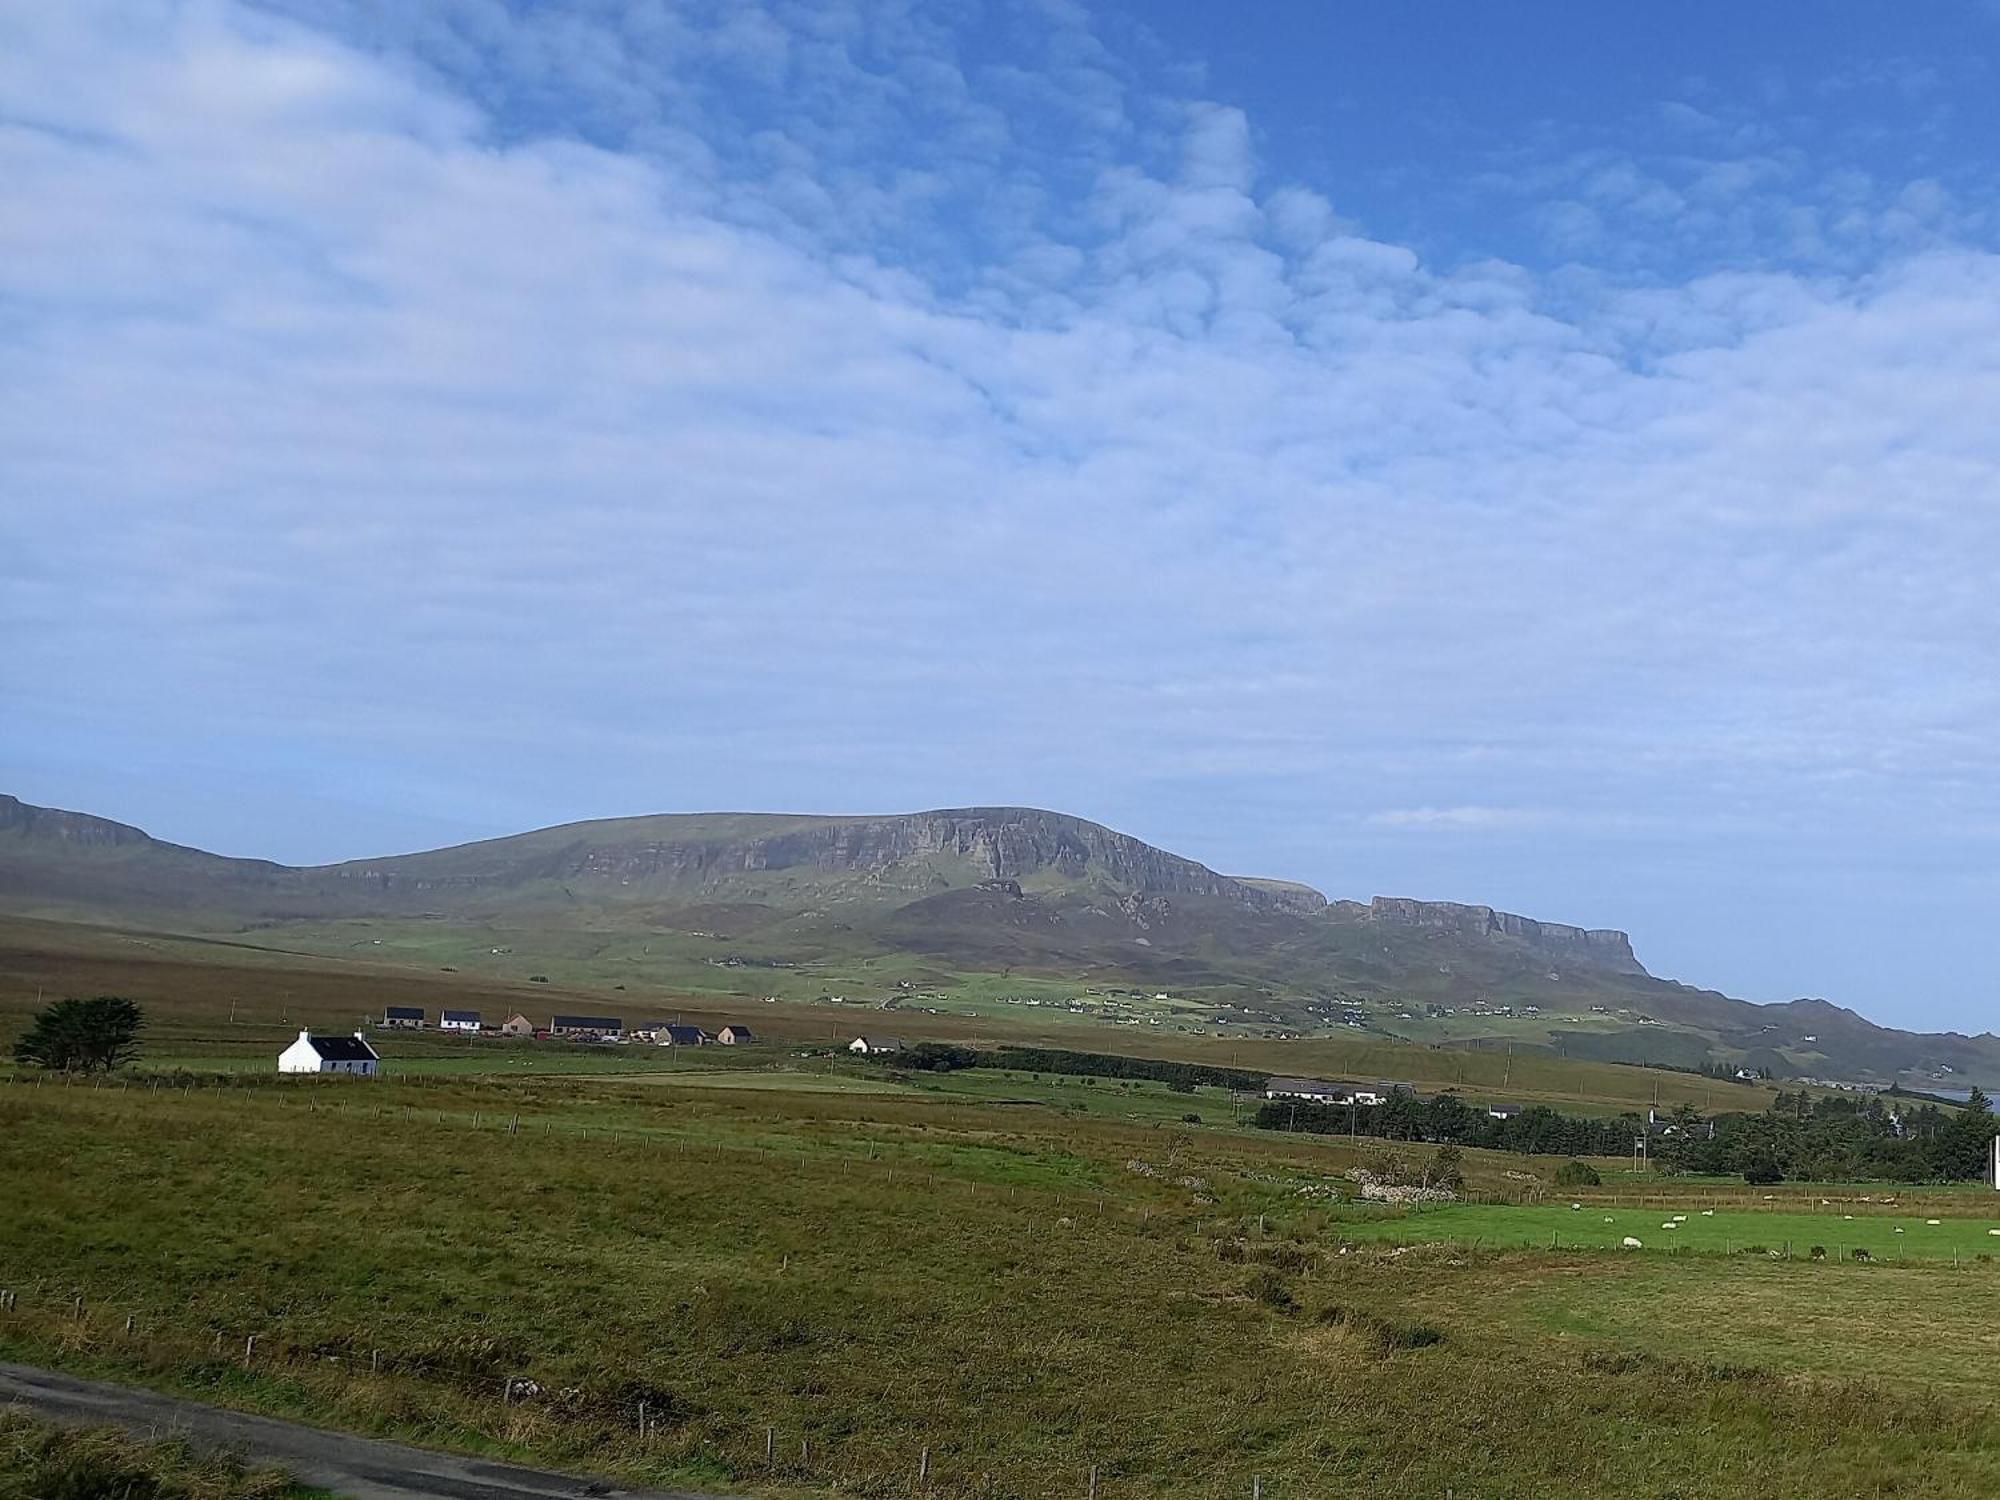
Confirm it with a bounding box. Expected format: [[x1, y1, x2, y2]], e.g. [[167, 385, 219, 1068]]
[[1553, 1160, 1601, 1188], [1425, 1144, 1466, 1192], [11, 995, 145, 1072], [1743, 1155, 1783, 1186]]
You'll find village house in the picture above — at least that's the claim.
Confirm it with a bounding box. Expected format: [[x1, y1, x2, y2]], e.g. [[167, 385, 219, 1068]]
[[1263, 1077, 1353, 1105], [849, 1036, 904, 1055], [549, 1014, 623, 1039], [1487, 1103, 1523, 1120], [382, 1005, 425, 1029], [644, 1023, 708, 1046], [716, 1025, 756, 1045], [496, 1013, 534, 1037], [278, 1030, 380, 1077], [439, 1009, 481, 1034]]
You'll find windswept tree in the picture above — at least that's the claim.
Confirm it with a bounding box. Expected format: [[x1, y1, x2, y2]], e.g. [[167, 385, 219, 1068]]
[[11, 995, 146, 1072]]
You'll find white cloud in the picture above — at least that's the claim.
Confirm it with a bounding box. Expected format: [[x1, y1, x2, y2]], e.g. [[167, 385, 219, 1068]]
[[4, 0, 2000, 1023]]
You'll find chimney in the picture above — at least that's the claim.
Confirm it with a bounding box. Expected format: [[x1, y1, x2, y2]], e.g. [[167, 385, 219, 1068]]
[[299, 1029, 310, 1041]]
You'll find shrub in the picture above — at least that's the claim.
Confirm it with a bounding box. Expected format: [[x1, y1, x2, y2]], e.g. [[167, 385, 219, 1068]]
[[1181, 1113, 1202, 1124], [1553, 1160, 1601, 1188], [1246, 1269, 1297, 1313], [1743, 1157, 1783, 1186]]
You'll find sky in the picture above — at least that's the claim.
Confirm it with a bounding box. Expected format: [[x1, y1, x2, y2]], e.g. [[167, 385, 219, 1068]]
[[4, 1, 1999, 1030]]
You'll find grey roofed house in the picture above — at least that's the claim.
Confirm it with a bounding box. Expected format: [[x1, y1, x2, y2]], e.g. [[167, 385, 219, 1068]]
[[440, 1008, 481, 1028], [383, 1005, 425, 1025], [717, 1025, 755, 1044], [1263, 1077, 1353, 1104], [1486, 1103, 1524, 1119], [848, 1036, 905, 1054], [660, 1024, 707, 1046], [549, 1014, 622, 1034]]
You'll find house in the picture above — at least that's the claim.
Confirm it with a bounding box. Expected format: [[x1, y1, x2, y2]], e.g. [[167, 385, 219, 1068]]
[[279, 1030, 380, 1077], [1264, 1077, 1353, 1105], [440, 1009, 481, 1034], [1487, 1103, 1524, 1120], [648, 1024, 708, 1047], [716, 1025, 756, 1045], [849, 1036, 905, 1055], [496, 1013, 534, 1037], [382, 1006, 425, 1029], [549, 1014, 623, 1039]]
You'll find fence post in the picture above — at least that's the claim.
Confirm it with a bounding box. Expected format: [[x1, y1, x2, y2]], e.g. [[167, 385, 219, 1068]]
[[244, 1334, 257, 1366], [920, 1447, 930, 1486], [766, 1427, 775, 1465], [1089, 1463, 1099, 1499]]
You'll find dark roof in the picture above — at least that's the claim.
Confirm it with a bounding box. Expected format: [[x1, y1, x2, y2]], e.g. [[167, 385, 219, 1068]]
[[307, 1034, 377, 1061], [551, 1015, 622, 1031], [442, 1009, 481, 1023], [384, 1006, 425, 1019], [720, 1025, 755, 1038], [662, 1025, 706, 1043], [1265, 1077, 1345, 1094]]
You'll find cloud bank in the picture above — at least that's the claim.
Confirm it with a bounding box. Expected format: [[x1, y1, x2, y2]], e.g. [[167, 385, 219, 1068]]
[[3, 1, 1998, 1024]]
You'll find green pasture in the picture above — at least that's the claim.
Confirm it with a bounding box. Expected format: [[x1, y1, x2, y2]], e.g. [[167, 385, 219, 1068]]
[[1326, 1198, 2000, 1259]]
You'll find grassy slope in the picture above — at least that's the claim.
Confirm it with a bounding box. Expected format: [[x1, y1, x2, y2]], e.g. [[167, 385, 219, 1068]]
[[0, 914, 1773, 1114], [3, 1072, 2000, 1498]]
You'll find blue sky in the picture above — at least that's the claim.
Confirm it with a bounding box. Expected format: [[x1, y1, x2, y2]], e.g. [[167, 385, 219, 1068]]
[[4, 1, 1999, 1030]]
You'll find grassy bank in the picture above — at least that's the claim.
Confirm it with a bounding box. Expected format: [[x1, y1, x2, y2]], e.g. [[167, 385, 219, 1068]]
[[5, 1070, 2000, 1497]]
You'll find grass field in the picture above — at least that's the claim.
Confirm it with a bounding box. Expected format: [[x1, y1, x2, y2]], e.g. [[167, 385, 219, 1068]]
[[0, 914, 1778, 1117], [6, 1067, 2000, 1498], [1322, 1198, 2000, 1259]]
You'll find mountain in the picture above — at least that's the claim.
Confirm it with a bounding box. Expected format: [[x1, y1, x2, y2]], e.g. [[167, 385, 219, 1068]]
[[3, 791, 1995, 1086]]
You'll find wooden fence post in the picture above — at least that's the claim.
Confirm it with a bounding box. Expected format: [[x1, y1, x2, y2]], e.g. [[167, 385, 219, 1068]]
[[920, 1447, 930, 1486], [243, 1334, 257, 1365]]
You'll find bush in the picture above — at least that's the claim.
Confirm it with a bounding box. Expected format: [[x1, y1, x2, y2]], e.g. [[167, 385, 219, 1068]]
[[1246, 1268, 1297, 1313], [1553, 1160, 1601, 1188], [1743, 1157, 1783, 1186]]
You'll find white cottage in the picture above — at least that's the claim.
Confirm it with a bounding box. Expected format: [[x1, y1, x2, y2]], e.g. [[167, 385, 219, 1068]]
[[849, 1036, 905, 1055], [278, 1030, 381, 1076]]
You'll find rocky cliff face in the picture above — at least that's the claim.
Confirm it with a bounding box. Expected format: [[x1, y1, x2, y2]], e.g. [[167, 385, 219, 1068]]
[[0, 794, 157, 851], [1336, 895, 1647, 975], [314, 808, 1296, 909]]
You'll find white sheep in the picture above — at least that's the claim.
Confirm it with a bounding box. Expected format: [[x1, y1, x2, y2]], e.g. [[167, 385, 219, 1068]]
[[1621, 1236, 1643, 1249]]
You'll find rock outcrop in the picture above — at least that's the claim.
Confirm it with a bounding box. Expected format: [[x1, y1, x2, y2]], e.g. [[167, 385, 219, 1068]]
[[1335, 895, 1647, 976]]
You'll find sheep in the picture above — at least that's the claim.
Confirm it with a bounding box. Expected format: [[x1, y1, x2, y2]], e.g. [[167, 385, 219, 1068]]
[[1621, 1236, 1643, 1249]]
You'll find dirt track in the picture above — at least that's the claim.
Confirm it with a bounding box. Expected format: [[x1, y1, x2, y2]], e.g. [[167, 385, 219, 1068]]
[[0, 1361, 724, 1500]]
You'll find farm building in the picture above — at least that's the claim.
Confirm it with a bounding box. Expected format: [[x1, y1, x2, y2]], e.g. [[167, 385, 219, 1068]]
[[439, 1009, 481, 1033], [1487, 1103, 1523, 1120], [382, 1006, 425, 1029], [849, 1036, 905, 1055], [549, 1014, 623, 1039], [278, 1030, 380, 1077], [640, 1023, 708, 1046], [497, 1014, 534, 1037], [1264, 1077, 1352, 1105], [717, 1025, 756, 1045]]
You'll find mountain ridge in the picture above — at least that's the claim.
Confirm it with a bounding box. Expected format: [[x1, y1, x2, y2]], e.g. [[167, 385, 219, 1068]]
[[3, 791, 1989, 1085]]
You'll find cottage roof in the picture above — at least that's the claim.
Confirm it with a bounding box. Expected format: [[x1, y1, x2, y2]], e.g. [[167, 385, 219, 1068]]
[[384, 1006, 424, 1019], [442, 1009, 480, 1023], [304, 1033, 377, 1061], [551, 1014, 622, 1031]]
